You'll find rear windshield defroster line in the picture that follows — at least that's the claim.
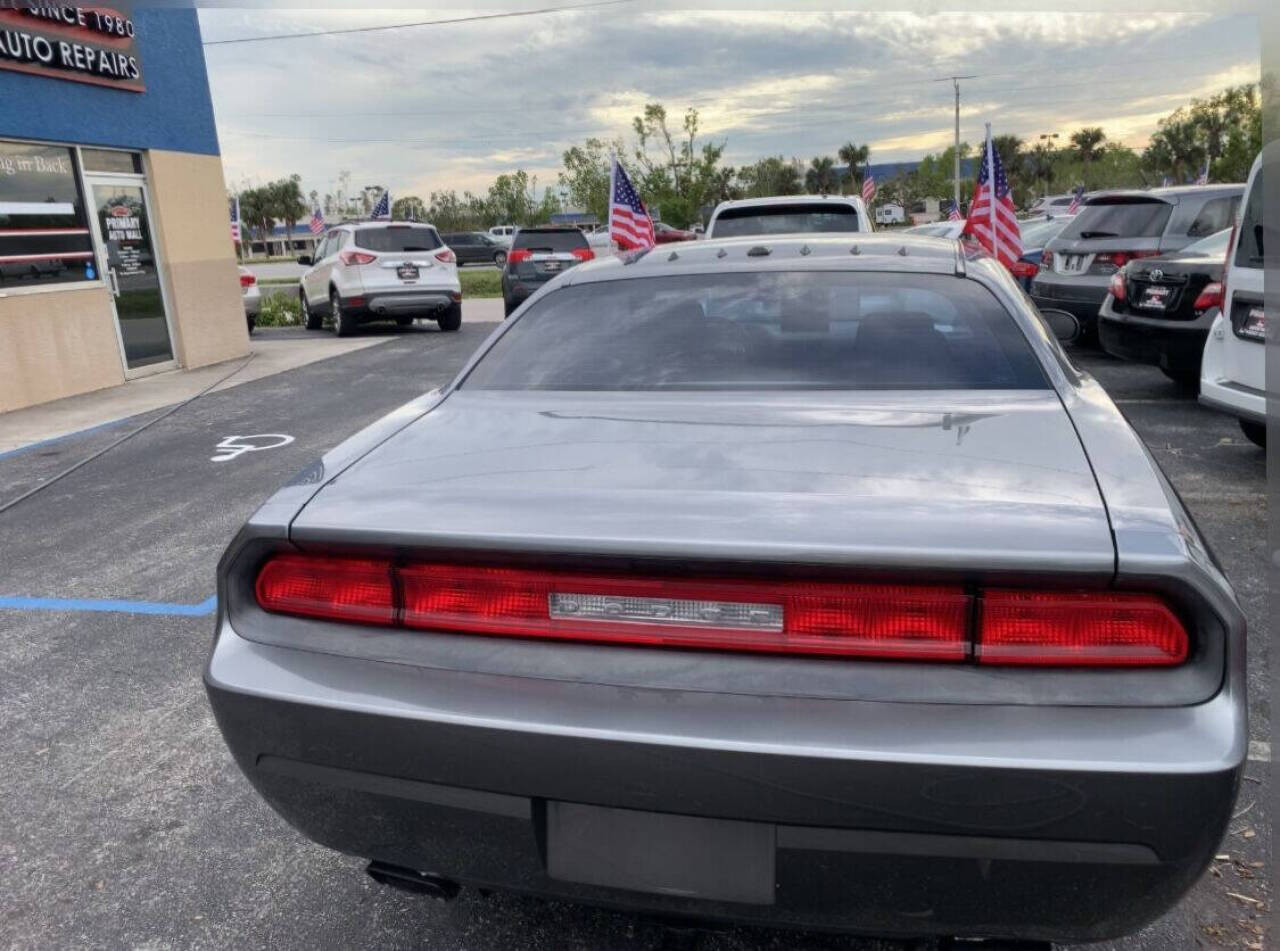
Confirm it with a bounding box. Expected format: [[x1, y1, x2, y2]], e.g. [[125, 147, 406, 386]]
[[463, 271, 1049, 392]]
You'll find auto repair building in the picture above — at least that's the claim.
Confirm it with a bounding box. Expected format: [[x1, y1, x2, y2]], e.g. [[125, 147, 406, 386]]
[[0, 6, 246, 413]]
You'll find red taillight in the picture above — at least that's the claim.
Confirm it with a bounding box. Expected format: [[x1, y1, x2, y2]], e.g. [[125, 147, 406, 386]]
[[571, 247, 595, 261], [434, 249, 456, 264], [239, 272, 256, 288], [978, 591, 1188, 667], [339, 249, 377, 266], [399, 565, 970, 660], [1041, 250, 1054, 271], [253, 554, 1190, 667], [255, 554, 394, 626], [1108, 270, 1127, 302], [507, 249, 532, 265], [1193, 282, 1222, 311], [1008, 259, 1039, 279]]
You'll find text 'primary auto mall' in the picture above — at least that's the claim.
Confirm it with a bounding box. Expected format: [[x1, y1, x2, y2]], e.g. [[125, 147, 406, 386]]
[[0, 5, 1272, 951]]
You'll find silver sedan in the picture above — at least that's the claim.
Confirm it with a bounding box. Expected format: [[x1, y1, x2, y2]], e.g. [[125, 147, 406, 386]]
[[206, 234, 1245, 944]]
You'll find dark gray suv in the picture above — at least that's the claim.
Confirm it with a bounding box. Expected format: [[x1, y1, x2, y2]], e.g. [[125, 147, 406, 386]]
[[500, 226, 594, 316], [1030, 184, 1242, 340]]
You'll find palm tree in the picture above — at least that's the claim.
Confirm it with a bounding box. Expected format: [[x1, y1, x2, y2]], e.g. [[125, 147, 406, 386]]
[[1069, 127, 1107, 187], [1028, 143, 1056, 196], [804, 156, 839, 194], [837, 142, 870, 194]]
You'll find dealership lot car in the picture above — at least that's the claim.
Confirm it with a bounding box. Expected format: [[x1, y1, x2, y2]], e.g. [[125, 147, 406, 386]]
[[297, 221, 462, 335], [1031, 184, 1242, 341], [441, 230, 507, 267], [1097, 227, 1231, 387], [500, 225, 594, 316], [704, 194, 871, 237], [239, 265, 260, 331], [207, 234, 1245, 945]]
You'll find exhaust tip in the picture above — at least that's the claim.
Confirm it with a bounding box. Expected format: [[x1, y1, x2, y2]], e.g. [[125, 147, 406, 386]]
[[366, 861, 460, 901]]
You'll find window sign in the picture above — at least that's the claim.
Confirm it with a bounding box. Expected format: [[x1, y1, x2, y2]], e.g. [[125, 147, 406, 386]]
[[0, 140, 98, 288], [0, 4, 144, 92]]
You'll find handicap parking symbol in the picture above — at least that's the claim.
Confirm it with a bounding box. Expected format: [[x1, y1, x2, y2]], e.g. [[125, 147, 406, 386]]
[[211, 433, 295, 463]]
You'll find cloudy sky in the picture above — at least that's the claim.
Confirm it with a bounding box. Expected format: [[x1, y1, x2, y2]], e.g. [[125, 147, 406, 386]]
[[198, 4, 1259, 206]]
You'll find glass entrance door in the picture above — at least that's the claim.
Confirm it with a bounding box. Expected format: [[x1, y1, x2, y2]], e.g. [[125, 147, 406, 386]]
[[89, 180, 174, 371]]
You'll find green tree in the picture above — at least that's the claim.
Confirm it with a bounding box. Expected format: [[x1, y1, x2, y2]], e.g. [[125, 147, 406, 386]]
[[486, 170, 541, 225], [804, 156, 839, 194], [236, 186, 274, 245], [736, 156, 803, 197], [630, 103, 727, 226], [837, 142, 870, 194], [1069, 127, 1107, 187], [558, 137, 624, 223], [391, 195, 427, 221]]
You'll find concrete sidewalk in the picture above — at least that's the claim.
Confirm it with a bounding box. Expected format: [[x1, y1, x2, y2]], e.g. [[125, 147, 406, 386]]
[[0, 299, 502, 454]]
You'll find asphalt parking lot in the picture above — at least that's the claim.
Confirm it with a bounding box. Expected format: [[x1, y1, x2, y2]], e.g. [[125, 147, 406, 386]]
[[0, 325, 1268, 950]]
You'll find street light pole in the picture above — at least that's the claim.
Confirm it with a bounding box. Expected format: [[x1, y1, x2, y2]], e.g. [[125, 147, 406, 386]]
[[1038, 133, 1060, 198], [935, 75, 977, 212]]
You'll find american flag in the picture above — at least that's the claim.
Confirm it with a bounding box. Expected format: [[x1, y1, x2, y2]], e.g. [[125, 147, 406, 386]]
[[861, 163, 876, 202], [947, 201, 962, 221], [229, 195, 241, 243], [371, 188, 390, 220], [1067, 186, 1084, 215], [1195, 158, 1210, 186], [609, 158, 654, 250], [962, 126, 1023, 269], [309, 206, 325, 235]]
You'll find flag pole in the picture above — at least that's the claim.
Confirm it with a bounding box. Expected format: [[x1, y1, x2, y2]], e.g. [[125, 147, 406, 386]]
[[985, 123, 998, 266]]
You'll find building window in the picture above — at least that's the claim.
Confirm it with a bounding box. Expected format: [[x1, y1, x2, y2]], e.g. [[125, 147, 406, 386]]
[[81, 148, 144, 175], [0, 140, 97, 288]]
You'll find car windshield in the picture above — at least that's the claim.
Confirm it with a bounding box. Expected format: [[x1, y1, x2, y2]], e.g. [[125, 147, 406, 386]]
[[1018, 217, 1073, 248], [713, 204, 861, 237], [463, 271, 1047, 391], [1058, 200, 1171, 240], [354, 227, 441, 252], [1181, 228, 1232, 257], [513, 229, 587, 251]]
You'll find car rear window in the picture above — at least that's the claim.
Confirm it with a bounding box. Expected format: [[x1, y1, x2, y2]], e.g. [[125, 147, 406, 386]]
[[1057, 200, 1171, 241], [463, 272, 1047, 391], [1234, 183, 1263, 270], [1018, 217, 1072, 248], [712, 204, 861, 237], [513, 229, 588, 252], [354, 227, 441, 252]]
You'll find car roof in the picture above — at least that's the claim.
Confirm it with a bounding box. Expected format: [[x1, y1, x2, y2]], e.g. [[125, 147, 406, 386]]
[[712, 194, 866, 213], [1083, 183, 1243, 204], [561, 234, 972, 286], [340, 220, 438, 230]]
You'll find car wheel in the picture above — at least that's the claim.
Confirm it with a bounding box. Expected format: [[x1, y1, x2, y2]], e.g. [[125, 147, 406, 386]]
[[1239, 419, 1267, 448], [1160, 366, 1200, 392], [246, 314, 256, 334], [503, 297, 516, 318], [493, 250, 506, 267], [300, 289, 322, 330], [331, 290, 355, 337], [395, 316, 414, 327], [437, 302, 462, 332]]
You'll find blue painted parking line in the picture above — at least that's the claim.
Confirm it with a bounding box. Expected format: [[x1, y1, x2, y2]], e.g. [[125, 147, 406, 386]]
[[0, 594, 217, 616], [0, 413, 146, 463]]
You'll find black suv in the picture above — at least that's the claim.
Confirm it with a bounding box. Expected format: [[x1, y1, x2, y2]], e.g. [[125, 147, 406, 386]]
[[500, 227, 594, 316], [441, 231, 507, 268], [1030, 185, 1242, 341]]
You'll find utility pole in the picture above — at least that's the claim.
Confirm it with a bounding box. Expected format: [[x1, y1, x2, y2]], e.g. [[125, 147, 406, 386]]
[[934, 75, 977, 212]]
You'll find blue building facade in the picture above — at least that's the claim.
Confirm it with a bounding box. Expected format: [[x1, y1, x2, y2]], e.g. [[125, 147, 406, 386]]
[[1, 7, 246, 412]]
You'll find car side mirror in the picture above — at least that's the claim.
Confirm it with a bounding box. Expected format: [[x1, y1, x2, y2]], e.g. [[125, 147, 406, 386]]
[[297, 255, 312, 266], [1039, 308, 1080, 344]]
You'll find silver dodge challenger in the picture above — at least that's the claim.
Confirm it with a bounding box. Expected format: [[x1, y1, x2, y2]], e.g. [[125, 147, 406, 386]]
[[206, 234, 1245, 945]]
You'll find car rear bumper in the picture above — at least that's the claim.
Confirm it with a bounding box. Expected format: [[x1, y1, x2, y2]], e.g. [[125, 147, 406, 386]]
[[344, 290, 457, 318], [1097, 301, 1210, 374], [206, 621, 1242, 943], [1030, 277, 1109, 329]]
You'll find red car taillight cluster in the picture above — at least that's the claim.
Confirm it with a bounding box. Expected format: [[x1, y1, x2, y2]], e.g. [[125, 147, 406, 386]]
[[1099, 250, 1160, 269], [1108, 269, 1127, 302], [255, 554, 1189, 667], [506, 248, 533, 265], [570, 247, 595, 261], [339, 249, 378, 266], [239, 272, 256, 288], [1193, 281, 1223, 312]]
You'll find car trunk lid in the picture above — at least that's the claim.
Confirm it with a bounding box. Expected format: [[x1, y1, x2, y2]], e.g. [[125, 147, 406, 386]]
[[291, 390, 1115, 576]]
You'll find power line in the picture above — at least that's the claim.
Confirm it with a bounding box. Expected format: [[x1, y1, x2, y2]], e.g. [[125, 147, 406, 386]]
[[202, 0, 636, 46]]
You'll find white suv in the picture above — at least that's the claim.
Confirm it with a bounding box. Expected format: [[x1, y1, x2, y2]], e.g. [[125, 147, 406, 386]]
[[704, 195, 872, 238], [1199, 147, 1272, 447], [298, 222, 462, 336]]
